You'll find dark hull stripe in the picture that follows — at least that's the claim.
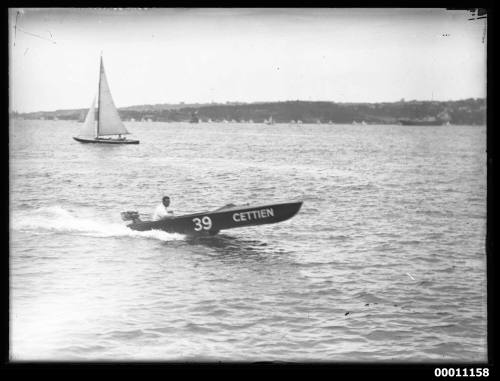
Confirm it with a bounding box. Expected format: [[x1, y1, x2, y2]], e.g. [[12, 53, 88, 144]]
[[73, 137, 139, 144]]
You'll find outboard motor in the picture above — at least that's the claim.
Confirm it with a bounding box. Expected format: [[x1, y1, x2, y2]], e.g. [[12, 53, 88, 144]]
[[121, 211, 140, 223]]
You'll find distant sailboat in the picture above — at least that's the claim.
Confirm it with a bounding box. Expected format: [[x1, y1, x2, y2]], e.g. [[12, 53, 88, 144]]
[[73, 55, 139, 144], [264, 116, 275, 125], [189, 111, 200, 123]]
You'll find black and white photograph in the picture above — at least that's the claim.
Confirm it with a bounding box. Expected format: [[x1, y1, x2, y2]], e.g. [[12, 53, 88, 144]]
[[9, 8, 488, 364]]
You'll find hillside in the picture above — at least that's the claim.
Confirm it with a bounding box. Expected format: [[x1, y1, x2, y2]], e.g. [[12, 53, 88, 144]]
[[13, 98, 486, 125]]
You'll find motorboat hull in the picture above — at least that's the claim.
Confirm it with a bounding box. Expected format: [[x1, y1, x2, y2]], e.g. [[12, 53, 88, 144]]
[[125, 201, 303, 236]]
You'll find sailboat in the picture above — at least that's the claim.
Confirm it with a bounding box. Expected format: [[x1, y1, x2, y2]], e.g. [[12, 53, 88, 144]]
[[264, 116, 275, 125], [189, 111, 200, 123], [73, 56, 139, 144]]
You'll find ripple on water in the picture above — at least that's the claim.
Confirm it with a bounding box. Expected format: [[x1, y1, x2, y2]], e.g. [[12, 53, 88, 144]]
[[10, 121, 487, 361]]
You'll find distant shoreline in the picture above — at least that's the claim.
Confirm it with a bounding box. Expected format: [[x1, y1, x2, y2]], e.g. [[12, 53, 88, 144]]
[[11, 98, 486, 126]]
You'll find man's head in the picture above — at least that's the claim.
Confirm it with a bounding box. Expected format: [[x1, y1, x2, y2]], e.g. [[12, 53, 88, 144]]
[[162, 196, 171, 207]]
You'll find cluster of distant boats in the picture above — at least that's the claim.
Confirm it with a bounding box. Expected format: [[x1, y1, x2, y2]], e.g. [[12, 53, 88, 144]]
[[70, 56, 453, 146]]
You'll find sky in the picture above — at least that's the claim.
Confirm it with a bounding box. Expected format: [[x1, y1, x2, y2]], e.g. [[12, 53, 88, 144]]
[[9, 8, 487, 113]]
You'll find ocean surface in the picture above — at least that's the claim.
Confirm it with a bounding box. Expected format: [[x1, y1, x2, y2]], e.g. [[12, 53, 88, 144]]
[[10, 120, 487, 362]]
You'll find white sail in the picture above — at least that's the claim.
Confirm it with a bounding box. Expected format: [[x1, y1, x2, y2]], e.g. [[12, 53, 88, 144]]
[[97, 57, 130, 136], [78, 96, 97, 137]]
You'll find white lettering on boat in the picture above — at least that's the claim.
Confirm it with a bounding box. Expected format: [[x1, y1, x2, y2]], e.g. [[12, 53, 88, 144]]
[[232, 208, 274, 223]]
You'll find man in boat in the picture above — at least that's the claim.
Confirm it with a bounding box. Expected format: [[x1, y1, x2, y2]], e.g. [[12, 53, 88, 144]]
[[153, 196, 174, 221]]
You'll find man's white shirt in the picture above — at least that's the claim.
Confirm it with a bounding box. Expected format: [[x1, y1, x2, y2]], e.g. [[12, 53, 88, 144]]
[[153, 204, 171, 220]]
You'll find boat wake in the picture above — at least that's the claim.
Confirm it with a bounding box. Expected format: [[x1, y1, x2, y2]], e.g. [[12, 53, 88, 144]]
[[11, 205, 183, 242]]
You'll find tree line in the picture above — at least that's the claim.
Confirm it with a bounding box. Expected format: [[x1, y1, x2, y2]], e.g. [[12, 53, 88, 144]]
[[14, 98, 486, 125]]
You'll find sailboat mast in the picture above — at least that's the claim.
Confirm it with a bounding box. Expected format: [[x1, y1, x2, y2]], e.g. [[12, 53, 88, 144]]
[[96, 55, 103, 137]]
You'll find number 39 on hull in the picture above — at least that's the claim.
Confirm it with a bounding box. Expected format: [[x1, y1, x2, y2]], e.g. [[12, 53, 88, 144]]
[[121, 201, 303, 236]]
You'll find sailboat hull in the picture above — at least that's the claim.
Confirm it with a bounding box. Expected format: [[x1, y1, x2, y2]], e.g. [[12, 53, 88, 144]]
[[73, 137, 139, 144]]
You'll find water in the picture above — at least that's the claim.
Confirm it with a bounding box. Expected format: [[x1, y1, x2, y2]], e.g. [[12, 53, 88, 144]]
[[10, 120, 487, 361]]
